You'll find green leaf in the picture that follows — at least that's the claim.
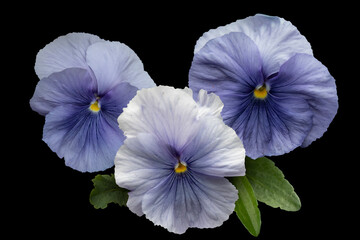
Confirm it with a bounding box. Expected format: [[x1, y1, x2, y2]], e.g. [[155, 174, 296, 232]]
[[89, 174, 128, 209], [246, 157, 301, 211], [230, 176, 261, 237]]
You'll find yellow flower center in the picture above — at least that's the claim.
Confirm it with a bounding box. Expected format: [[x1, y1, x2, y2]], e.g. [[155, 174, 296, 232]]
[[175, 162, 187, 173], [253, 85, 268, 99], [89, 100, 100, 112]]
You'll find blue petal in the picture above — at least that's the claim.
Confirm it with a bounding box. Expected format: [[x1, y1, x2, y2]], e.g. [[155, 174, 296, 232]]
[[35, 33, 103, 79], [141, 172, 238, 234], [268, 54, 338, 147], [30, 68, 96, 116], [189, 32, 263, 95]]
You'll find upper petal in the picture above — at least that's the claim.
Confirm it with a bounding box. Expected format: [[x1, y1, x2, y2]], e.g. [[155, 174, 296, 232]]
[[30, 68, 96, 116], [268, 53, 338, 147], [85, 41, 155, 95], [194, 14, 313, 77], [118, 86, 201, 151], [35, 33, 103, 79]]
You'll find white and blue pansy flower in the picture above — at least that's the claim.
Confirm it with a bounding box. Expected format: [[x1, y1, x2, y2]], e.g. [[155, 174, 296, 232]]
[[115, 86, 246, 234], [189, 14, 338, 159], [30, 33, 156, 172]]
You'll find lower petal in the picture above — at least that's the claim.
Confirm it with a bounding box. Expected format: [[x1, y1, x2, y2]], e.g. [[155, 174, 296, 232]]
[[188, 173, 238, 230], [233, 96, 313, 159], [141, 172, 238, 234], [43, 104, 124, 172]]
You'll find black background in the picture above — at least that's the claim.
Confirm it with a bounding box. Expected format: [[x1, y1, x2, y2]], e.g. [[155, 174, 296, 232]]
[[7, 2, 356, 239]]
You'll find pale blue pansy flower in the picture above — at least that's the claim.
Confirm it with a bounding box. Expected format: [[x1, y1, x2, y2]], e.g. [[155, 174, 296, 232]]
[[30, 33, 155, 172], [115, 86, 246, 234], [189, 14, 338, 159]]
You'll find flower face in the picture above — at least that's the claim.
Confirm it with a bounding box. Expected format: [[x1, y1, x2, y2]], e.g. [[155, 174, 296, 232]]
[[114, 86, 246, 234], [189, 14, 338, 159], [30, 33, 155, 172]]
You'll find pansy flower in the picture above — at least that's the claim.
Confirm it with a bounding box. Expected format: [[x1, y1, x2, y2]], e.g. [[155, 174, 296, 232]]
[[115, 86, 246, 234], [189, 14, 338, 159], [30, 33, 155, 172]]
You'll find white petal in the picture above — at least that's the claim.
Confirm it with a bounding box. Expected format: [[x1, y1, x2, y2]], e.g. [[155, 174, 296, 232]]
[[86, 41, 155, 94], [181, 87, 193, 97], [114, 133, 173, 215], [196, 89, 224, 119], [118, 86, 201, 150], [194, 14, 313, 76], [35, 32, 103, 79], [181, 88, 223, 119]]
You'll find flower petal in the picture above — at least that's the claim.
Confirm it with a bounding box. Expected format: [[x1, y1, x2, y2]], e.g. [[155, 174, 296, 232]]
[[86, 41, 155, 95], [142, 172, 238, 234], [184, 117, 246, 177], [268, 54, 338, 147], [43, 104, 125, 172], [35, 33, 103, 79], [30, 68, 96, 116], [194, 14, 313, 77]]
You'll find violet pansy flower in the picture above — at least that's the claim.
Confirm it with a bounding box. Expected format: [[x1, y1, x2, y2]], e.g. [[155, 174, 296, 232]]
[[189, 14, 338, 159], [30, 33, 155, 172], [115, 86, 246, 234]]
